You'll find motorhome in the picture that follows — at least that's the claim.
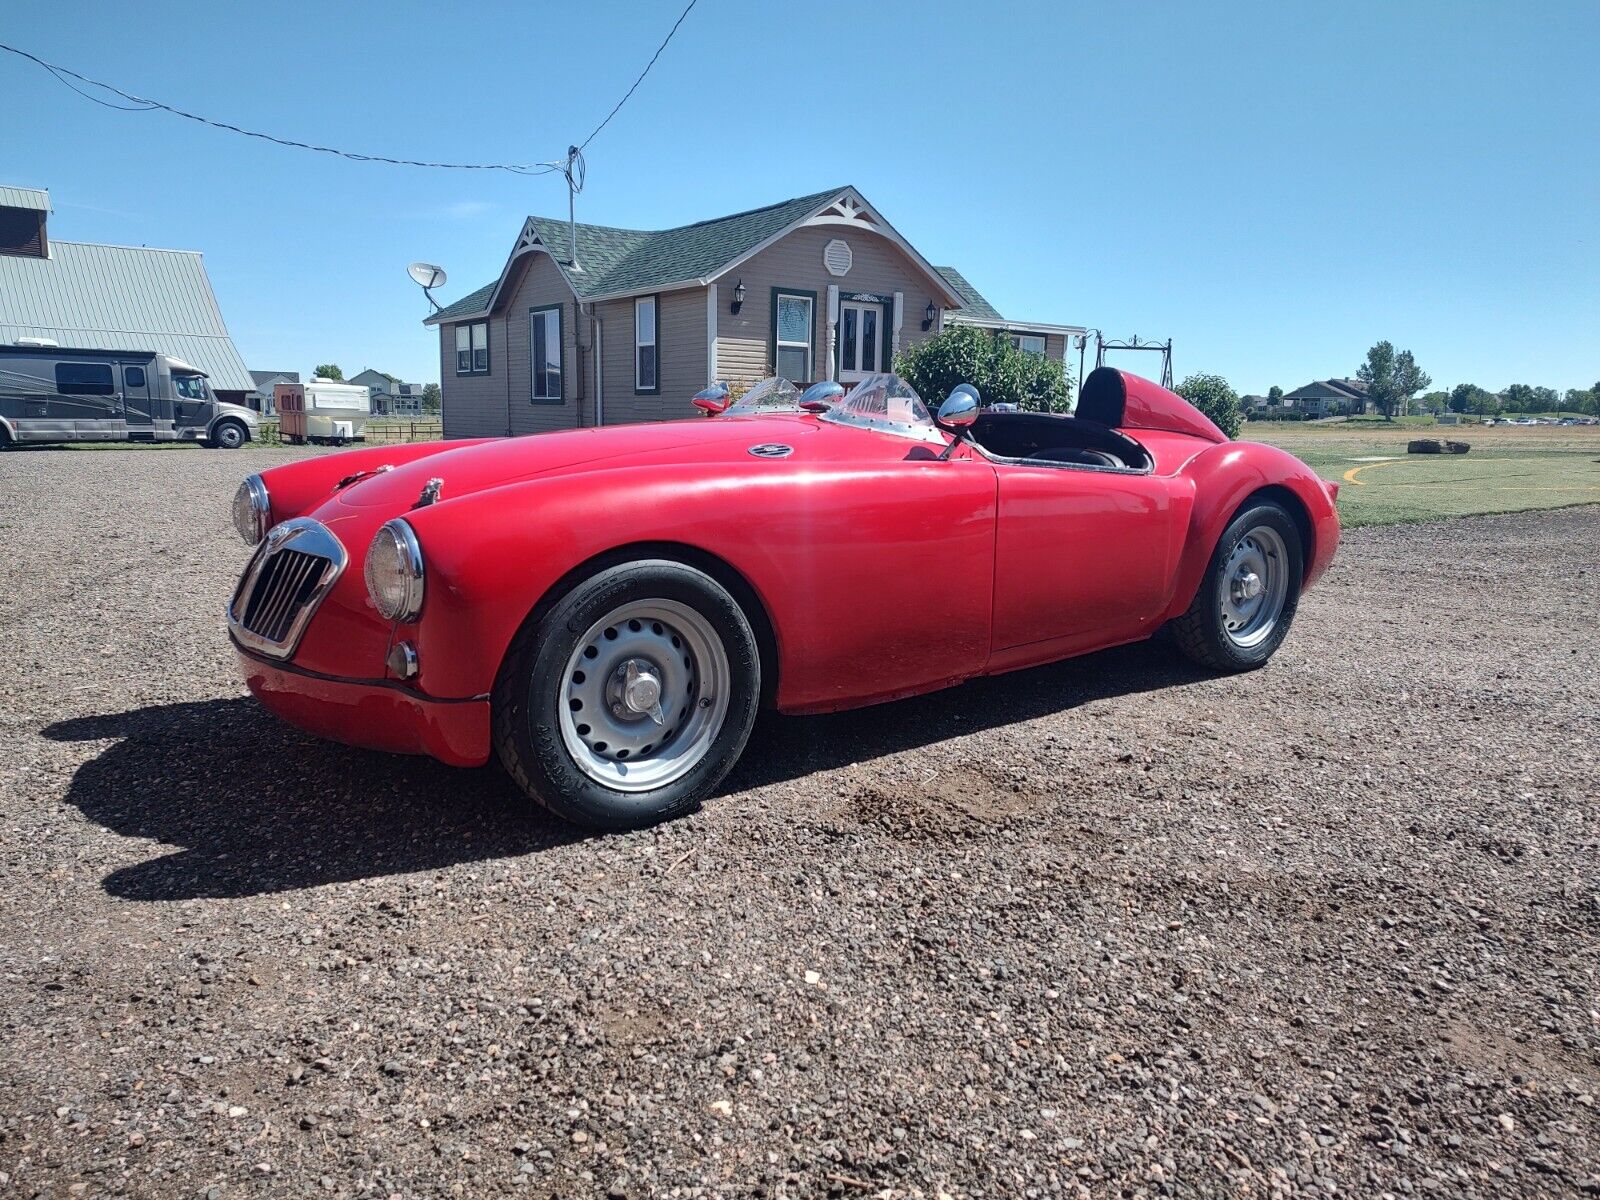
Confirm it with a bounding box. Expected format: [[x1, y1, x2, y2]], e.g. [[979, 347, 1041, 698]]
[[0, 343, 260, 448]]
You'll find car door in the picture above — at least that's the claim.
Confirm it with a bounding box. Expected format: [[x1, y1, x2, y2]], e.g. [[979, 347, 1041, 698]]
[[988, 459, 1186, 660]]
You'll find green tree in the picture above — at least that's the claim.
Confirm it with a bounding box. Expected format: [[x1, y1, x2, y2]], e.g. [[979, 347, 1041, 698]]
[[1531, 386, 1559, 413], [1175, 373, 1243, 439], [1357, 341, 1430, 418], [1267, 384, 1284, 406], [1417, 390, 1449, 414], [313, 363, 344, 381], [894, 324, 1072, 414], [1502, 383, 1536, 413], [421, 382, 442, 415], [1449, 383, 1495, 415]]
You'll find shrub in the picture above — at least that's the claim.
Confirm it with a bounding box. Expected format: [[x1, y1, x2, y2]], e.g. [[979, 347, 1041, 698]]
[[1174, 373, 1243, 439], [895, 324, 1072, 414]]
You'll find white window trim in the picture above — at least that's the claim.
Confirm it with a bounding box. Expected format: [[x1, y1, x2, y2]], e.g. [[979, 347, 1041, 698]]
[[635, 295, 658, 393], [530, 306, 563, 401], [456, 321, 489, 375], [775, 292, 813, 382], [1012, 333, 1047, 356]]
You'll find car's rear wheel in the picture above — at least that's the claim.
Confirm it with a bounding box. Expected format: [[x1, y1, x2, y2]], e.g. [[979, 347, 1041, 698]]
[[1169, 501, 1302, 672], [492, 560, 760, 830]]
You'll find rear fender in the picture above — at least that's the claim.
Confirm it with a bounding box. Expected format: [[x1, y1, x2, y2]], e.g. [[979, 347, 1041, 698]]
[[1161, 441, 1340, 622]]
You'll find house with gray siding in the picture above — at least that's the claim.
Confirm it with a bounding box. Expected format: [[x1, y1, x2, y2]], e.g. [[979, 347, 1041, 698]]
[[0, 184, 254, 405], [424, 186, 1081, 438], [1284, 378, 1372, 418]]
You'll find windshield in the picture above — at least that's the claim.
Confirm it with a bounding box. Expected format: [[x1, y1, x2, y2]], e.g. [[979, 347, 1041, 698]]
[[173, 374, 209, 401], [818, 373, 943, 443], [723, 376, 801, 415]]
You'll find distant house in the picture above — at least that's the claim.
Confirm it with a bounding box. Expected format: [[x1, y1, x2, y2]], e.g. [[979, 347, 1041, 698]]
[[423, 185, 1082, 439], [1284, 378, 1371, 418], [248, 369, 299, 415], [0, 185, 253, 405], [347, 368, 428, 416]]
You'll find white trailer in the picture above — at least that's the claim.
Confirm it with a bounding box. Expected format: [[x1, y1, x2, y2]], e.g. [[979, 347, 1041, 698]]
[[276, 377, 372, 445]]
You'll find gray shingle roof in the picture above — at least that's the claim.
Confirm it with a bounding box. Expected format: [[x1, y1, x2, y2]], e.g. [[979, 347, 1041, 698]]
[[0, 185, 50, 212], [0, 240, 253, 391], [431, 281, 497, 322], [429, 187, 850, 320], [250, 369, 300, 389], [934, 266, 1004, 322]]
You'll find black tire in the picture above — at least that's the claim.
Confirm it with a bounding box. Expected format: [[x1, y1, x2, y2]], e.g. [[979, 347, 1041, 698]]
[[211, 419, 247, 450], [1169, 500, 1303, 672], [492, 560, 761, 831]]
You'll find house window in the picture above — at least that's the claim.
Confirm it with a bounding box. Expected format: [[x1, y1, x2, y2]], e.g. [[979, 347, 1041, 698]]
[[455, 322, 489, 375], [774, 291, 813, 382], [55, 362, 115, 395], [530, 304, 563, 402], [635, 295, 658, 393], [1011, 333, 1047, 355]]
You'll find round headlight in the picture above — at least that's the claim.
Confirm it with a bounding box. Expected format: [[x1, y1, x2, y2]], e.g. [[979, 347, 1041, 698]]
[[232, 474, 271, 545], [364, 519, 425, 622]]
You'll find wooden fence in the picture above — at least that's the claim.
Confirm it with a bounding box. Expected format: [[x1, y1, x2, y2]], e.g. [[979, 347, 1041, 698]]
[[258, 419, 444, 446]]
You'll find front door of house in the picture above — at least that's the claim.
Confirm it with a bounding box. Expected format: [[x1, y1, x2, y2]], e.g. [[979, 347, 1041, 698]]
[[838, 300, 883, 383]]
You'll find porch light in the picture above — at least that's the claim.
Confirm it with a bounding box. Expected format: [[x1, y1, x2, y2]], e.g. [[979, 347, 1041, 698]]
[[731, 280, 746, 314], [922, 301, 937, 331]]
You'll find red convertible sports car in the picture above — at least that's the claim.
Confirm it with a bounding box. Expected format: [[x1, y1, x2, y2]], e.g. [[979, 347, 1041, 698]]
[[228, 368, 1339, 830]]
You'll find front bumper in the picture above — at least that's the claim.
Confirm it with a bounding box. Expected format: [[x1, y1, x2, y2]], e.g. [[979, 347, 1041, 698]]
[[236, 646, 491, 767]]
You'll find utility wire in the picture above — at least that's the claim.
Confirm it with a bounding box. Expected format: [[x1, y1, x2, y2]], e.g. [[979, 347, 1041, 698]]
[[3, 0, 700, 174], [578, 0, 699, 151], [0, 41, 560, 174]]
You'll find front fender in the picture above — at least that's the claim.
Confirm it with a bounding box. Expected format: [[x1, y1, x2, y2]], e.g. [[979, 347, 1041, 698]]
[[400, 467, 799, 702], [256, 439, 494, 525], [1160, 441, 1340, 622]]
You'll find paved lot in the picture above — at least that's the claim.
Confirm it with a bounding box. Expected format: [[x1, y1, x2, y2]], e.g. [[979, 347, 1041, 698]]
[[1, 447, 1596, 1198]]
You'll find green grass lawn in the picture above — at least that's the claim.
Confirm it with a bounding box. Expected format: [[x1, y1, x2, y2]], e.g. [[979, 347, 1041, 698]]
[[1244, 422, 1600, 527]]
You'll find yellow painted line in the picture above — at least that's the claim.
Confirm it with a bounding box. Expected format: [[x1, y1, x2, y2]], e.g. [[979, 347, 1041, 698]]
[[1342, 459, 1409, 486]]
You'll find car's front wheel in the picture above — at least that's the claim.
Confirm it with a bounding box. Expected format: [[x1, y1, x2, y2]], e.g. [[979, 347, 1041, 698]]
[[492, 560, 761, 830], [1169, 500, 1303, 672]]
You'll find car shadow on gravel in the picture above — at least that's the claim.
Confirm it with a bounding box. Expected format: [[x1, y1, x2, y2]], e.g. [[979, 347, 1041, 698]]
[[44, 639, 1207, 901], [726, 638, 1210, 791], [43, 700, 588, 901]]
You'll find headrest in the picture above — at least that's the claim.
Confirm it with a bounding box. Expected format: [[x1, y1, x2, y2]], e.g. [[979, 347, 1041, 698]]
[[1077, 367, 1127, 426]]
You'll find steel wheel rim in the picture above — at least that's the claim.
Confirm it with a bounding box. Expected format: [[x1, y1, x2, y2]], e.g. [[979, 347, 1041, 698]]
[[218, 425, 242, 448], [556, 598, 731, 793], [1218, 525, 1289, 649]]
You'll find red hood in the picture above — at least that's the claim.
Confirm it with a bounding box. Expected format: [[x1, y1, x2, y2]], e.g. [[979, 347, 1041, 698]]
[[331, 415, 842, 510]]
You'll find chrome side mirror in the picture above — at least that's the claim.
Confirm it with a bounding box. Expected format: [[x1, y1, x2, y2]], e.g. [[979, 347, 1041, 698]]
[[798, 380, 845, 412], [936, 385, 980, 461], [692, 381, 731, 415], [937, 386, 980, 429]]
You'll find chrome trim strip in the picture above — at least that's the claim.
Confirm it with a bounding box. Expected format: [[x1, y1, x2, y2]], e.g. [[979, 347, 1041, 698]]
[[226, 517, 348, 661]]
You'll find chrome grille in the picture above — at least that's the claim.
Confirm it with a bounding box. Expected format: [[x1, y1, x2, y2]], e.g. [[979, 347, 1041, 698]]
[[240, 549, 327, 643], [227, 518, 347, 660]]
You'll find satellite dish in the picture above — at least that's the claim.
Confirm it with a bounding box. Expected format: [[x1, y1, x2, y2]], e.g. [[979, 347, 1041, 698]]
[[408, 262, 447, 289]]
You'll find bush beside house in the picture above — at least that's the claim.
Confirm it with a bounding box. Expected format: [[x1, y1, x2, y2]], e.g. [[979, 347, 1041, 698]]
[[895, 324, 1072, 414]]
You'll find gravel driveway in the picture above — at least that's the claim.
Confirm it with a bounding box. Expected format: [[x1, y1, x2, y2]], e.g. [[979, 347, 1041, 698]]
[[1, 447, 1595, 1199]]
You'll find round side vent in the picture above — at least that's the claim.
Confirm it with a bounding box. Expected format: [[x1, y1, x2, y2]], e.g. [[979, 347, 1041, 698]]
[[823, 239, 853, 277], [747, 443, 794, 458]]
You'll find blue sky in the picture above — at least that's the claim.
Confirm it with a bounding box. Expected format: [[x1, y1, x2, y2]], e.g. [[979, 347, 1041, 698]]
[[4, 0, 1596, 395]]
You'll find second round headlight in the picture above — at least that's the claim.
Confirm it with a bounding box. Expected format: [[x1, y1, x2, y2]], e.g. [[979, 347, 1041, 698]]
[[364, 519, 425, 622]]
